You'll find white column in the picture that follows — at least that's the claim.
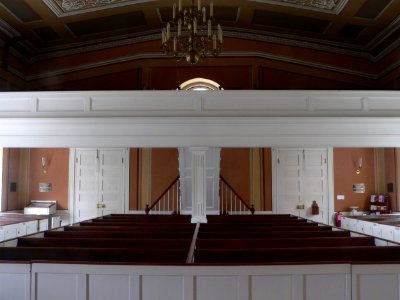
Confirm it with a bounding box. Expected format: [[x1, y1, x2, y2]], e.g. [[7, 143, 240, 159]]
[[191, 147, 208, 223], [179, 146, 220, 221]]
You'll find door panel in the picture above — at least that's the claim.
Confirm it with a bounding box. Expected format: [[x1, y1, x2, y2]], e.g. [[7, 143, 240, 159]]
[[75, 150, 99, 222], [276, 149, 328, 224], [277, 150, 302, 217], [74, 149, 126, 222], [99, 150, 125, 216]]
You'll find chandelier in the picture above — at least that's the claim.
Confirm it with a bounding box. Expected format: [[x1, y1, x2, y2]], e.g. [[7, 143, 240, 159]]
[[161, 0, 223, 65]]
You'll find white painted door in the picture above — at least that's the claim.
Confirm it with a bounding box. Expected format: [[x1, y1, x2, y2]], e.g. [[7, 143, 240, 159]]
[[178, 147, 221, 215], [98, 149, 125, 216], [276, 150, 302, 217], [302, 149, 328, 223], [74, 149, 126, 222], [275, 149, 328, 223], [75, 149, 99, 222]]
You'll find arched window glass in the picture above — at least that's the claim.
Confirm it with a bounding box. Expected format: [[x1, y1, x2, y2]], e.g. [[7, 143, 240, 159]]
[[178, 78, 223, 91]]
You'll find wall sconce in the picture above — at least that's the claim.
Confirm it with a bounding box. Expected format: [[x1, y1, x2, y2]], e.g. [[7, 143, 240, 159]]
[[356, 157, 363, 175], [41, 156, 48, 174]]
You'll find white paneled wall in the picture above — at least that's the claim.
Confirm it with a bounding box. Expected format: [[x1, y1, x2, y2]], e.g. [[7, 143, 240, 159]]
[[1, 91, 400, 118], [29, 264, 352, 300], [0, 264, 30, 300], [0, 262, 399, 299]]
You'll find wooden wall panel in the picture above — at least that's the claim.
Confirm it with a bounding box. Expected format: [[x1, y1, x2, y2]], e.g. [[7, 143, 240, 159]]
[[2, 148, 30, 211], [149, 66, 252, 90], [261, 68, 370, 90], [129, 148, 140, 210], [38, 69, 141, 91], [262, 148, 273, 211]]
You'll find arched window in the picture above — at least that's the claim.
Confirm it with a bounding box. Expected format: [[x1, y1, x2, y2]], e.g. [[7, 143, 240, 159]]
[[178, 78, 223, 91]]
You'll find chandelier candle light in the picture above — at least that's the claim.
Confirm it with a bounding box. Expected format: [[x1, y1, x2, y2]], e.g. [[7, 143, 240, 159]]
[[161, 0, 223, 64]]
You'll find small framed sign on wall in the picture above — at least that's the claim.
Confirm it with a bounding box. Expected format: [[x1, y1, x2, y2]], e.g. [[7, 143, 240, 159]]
[[39, 182, 52, 193], [352, 183, 365, 193]]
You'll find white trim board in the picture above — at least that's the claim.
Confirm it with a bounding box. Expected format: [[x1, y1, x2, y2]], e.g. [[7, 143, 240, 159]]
[[2, 116, 400, 148]]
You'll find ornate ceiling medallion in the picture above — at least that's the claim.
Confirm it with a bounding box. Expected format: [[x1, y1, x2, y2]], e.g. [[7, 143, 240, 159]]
[[43, 0, 154, 16], [250, 0, 348, 14]]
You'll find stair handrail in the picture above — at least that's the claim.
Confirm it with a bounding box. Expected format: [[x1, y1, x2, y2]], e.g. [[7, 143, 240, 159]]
[[145, 175, 180, 214], [220, 175, 255, 215]]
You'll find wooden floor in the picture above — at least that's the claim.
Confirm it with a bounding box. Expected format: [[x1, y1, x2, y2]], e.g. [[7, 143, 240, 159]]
[[1, 214, 400, 265]]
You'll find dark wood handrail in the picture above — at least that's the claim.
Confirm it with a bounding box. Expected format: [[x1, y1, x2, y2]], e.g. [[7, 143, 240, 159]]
[[145, 175, 180, 214], [220, 175, 255, 214]]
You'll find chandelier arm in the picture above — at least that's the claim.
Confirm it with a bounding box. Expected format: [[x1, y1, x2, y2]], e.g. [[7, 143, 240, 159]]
[[161, 0, 223, 64]]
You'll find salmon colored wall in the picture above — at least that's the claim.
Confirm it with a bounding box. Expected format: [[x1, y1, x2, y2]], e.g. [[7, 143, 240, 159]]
[[220, 148, 251, 204], [128, 148, 180, 211], [334, 148, 375, 212], [29, 148, 69, 210], [150, 148, 179, 203]]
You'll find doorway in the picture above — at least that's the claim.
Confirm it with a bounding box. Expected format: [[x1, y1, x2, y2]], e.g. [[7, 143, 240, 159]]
[[273, 148, 330, 224], [72, 148, 128, 222]]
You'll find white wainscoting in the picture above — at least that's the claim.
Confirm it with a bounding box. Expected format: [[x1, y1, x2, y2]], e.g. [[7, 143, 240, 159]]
[[352, 265, 400, 300], [30, 263, 352, 300], [0, 262, 399, 299], [0, 263, 31, 300]]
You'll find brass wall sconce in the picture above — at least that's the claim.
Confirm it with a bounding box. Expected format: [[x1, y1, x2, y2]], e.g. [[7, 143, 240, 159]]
[[41, 156, 48, 174], [356, 157, 363, 175]]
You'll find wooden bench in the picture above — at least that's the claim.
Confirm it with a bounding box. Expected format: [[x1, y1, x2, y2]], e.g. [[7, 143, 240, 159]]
[[196, 236, 376, 249], [0, 247, 188, 263], [44, 230, 194, 239], [79, 221, 196, 227], [194, 246, 400, 264], [197, 230, 350, 239], [17, 237, 192, 250], [64, 225, 195, 232], [198, 225, 333, 234]]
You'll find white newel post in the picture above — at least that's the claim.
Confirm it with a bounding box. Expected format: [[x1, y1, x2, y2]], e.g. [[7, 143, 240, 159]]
[[178, 147, 221, 223], [191, 147, 208, 223]]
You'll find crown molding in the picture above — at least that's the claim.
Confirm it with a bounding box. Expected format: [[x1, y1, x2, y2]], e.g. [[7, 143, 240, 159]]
[[43, 0, 156, 17], [249, 0, 348, 14]]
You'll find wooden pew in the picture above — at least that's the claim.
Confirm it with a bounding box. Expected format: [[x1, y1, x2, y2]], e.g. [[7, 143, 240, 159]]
[[44, 230, 194, 239], [101, 215, 192, 222], [17, 237, 192, 250], [64, 225, 195, 232], [198, 222, 320, 231], [0, 247, 188, 263], [198, 225, 333, 234], [79, 221, 196, 227], [197, 230, 350, 239], [194, 246, 400, 264], [196, 236, 375, 249]]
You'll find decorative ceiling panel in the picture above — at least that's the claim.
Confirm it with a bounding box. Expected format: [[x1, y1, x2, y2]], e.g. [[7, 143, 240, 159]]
[[158, 6, 240, 23], [253, 9, 331, 33], [67, 11, 146, 36], [354, 0, 391, 20], [43, 0, 154, 16], [250, 0, 348, 14], [0, 0, 42, 22]]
